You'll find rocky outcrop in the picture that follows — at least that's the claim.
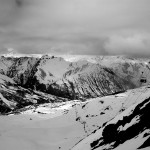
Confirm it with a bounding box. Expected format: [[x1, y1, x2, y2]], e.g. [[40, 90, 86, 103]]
[[0, 73, 68, 114], [6, 57, 38, 85]]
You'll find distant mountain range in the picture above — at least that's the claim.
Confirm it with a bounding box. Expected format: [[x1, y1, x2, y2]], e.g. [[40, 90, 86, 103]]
[[1, 55, 150, 99]]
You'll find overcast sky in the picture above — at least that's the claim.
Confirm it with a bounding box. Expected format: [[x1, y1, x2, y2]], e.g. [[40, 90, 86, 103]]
[[0, 0, 150, 56]]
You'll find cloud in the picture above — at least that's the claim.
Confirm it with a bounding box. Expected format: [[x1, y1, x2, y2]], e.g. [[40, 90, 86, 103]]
[[104, 34, 150, 57], [0, 33, 108, 55], [0, 0, 150, 57], [7, 48, 14, 52]]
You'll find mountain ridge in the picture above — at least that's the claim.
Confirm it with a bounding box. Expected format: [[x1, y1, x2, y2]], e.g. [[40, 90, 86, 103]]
[[0, 55, 150, 113]]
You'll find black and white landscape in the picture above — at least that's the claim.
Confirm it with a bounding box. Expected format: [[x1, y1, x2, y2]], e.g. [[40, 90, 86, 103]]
[[0, 0, 150, 150]]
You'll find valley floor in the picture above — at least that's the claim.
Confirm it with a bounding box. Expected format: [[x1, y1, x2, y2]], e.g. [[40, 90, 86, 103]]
[[0, 101, 85, 150]]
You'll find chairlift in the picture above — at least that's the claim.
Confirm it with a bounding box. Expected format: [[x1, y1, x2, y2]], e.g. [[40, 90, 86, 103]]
[[140, 72, 147, 83], [140, 78, 147, 83]]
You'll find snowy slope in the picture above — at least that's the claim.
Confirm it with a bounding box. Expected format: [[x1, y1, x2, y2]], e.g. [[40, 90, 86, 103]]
[[35, 55, 70, 84], [0, 85, 150, 150], [71, 86, 150, 150]]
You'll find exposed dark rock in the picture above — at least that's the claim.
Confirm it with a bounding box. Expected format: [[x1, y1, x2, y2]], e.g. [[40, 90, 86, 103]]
[[90, 97, 150, 150], [138, 136, 150, 149]]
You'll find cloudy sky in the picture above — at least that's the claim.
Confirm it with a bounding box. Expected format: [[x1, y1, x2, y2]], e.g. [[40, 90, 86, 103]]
[[0, 0, 150, 56]]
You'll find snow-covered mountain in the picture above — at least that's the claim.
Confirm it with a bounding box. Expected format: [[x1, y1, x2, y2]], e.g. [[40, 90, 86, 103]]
[[1, 55, 150, 100]]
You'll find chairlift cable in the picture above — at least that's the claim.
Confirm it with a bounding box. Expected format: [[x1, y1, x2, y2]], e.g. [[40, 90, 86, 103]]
[[124, 59, 147, 107]]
